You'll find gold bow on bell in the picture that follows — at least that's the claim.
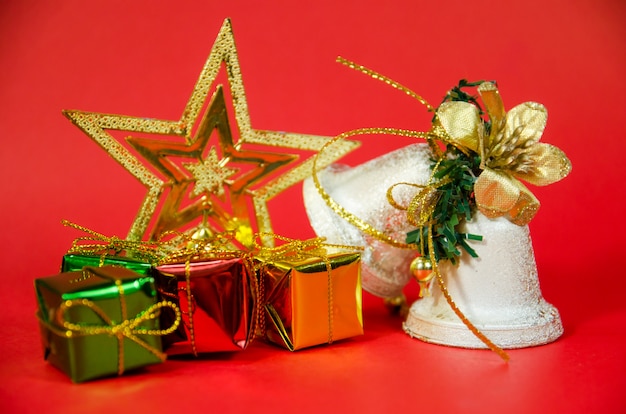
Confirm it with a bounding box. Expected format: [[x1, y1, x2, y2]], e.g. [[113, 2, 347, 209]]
[[436, 82, 572, 225]]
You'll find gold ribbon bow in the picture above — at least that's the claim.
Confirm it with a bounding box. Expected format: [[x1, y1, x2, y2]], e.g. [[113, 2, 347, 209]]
[[157, 228, 241, 263], [386, 159, 451, 229], [56, 278, 181, 375], [253, 233, 362, 345], [436, 82, 571, 225], [252, 233, 355, 262], [63, 220, 161, 264]]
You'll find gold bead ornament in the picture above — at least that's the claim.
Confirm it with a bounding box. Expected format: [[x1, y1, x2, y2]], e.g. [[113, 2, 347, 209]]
[[410, 256, 435, 297]]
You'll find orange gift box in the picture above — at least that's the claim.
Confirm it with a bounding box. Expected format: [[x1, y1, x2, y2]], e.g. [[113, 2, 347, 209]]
[[257, 251, 363, 351]]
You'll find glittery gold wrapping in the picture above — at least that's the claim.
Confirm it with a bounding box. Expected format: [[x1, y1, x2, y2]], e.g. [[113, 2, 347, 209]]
[[257, 252, 363, 351], [35, 266, 166, 382], [154, 253, 256, 355]]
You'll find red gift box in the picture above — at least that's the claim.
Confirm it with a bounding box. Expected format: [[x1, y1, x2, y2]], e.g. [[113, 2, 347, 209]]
[[154, 253, 256, 356]]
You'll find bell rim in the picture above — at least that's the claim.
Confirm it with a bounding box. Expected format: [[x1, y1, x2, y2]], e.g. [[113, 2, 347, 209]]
[[403, 300, 564, 349]]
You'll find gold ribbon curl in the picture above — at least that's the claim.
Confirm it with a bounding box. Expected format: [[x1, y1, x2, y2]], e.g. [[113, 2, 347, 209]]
[[312, 57, 510, 360], [63, 219, 161, 264], [386, 159, 453, 229], [53, 271, 182, 375], [253, 233, 362, 345]]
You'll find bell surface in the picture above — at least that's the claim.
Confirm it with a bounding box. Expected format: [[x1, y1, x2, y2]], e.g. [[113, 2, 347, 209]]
[[403, 214, 563, 349], [303, 143, 432, 298]]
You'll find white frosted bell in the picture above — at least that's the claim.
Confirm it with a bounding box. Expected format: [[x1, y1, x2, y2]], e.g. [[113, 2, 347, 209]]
[[303, 144, 432, 298], [404, 214, 563, 349], [304, 143, 563, 349]]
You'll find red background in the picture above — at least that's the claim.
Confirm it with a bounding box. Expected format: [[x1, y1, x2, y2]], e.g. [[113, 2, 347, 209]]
[[1, 0, 625, 412]]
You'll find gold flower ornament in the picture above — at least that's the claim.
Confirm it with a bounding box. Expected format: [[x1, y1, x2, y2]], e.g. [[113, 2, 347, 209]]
[[436, 82, 571, 225]]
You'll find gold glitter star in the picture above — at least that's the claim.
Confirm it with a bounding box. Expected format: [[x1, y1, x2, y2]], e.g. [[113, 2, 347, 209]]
[[63, 19, 359, 246], [183, 148, 237, 198], [124, 85, 298, 245]]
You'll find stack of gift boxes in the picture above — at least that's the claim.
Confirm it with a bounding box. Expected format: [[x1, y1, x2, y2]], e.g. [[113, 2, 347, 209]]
[[35, 225, 364, 382]]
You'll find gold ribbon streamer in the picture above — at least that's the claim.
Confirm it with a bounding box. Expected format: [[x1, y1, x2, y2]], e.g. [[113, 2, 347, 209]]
[[55, 274, 182, 375], [62, 219, 161, 264], [312, 128, 429, 250], [184, 260, 198, 357], [313, 59, 463, 247], [336, 57, 444, 160], [426, 226, 509, 361], [253, 233, 362, 345], [336, 57, 434, 112], [312, 59, 515, 360]]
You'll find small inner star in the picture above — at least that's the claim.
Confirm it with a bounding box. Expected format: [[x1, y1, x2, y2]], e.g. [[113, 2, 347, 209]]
[[183, 147, 238, 197]]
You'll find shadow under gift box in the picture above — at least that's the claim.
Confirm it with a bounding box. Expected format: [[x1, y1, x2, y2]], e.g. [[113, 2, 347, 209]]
[[153, 254, 256, 355], [257, 251, 363, 351], [34, 266, 165, 383]]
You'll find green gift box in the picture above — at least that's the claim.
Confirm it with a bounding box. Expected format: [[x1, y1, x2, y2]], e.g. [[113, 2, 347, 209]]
[[35, 266, 178, 383], [59, 220, 160, 275], [61, 254, 152, 275]]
